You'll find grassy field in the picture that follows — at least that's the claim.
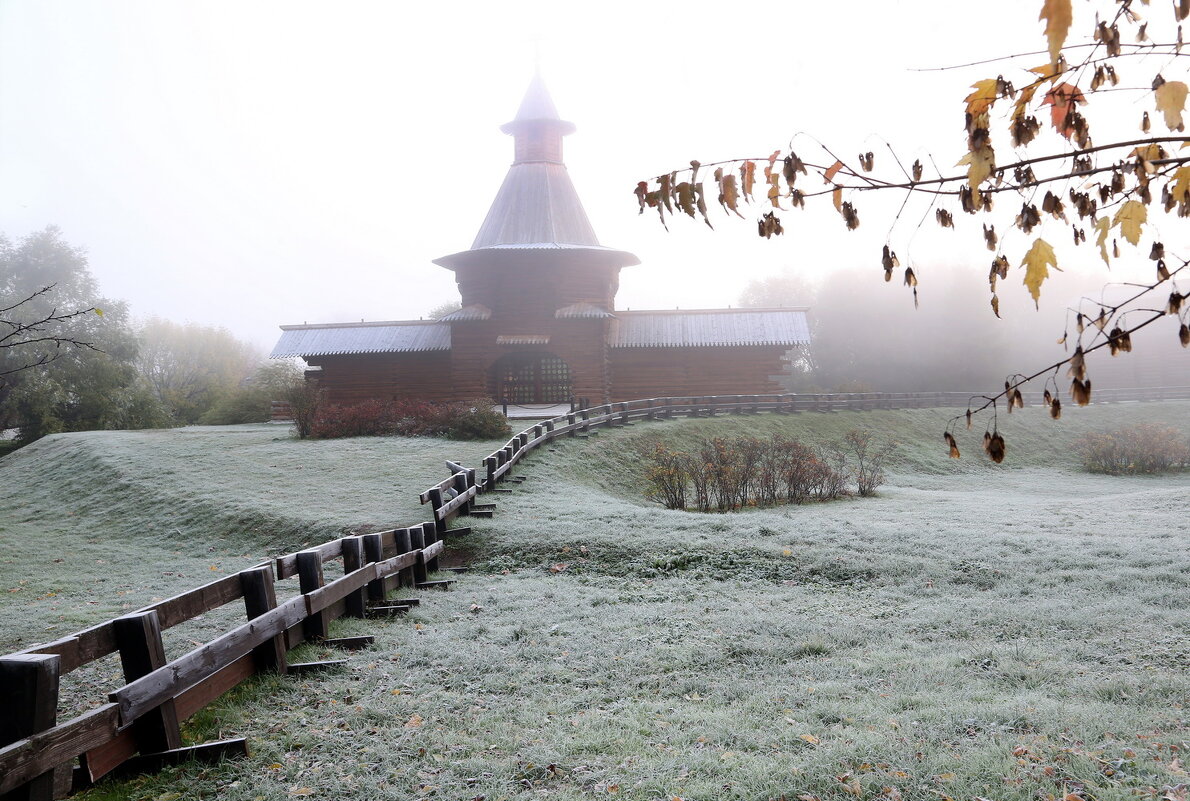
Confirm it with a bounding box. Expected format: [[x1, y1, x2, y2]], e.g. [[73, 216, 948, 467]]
[[1, 405, 1188, 801]]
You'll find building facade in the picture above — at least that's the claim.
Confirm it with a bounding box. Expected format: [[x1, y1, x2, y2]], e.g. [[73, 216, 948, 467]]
[[271, 76, 810, 407]]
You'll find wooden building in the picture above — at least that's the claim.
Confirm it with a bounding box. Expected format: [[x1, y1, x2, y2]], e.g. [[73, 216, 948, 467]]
[[271, 76, 810, 407]]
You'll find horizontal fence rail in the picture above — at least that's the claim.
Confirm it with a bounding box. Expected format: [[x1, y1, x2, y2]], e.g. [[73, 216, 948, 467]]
[[5, 386, 1187, 798]]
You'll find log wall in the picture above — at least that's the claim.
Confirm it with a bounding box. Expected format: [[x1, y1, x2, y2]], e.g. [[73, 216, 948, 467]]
[[608, 346, 790, 401], [307, 353, 454, 405]]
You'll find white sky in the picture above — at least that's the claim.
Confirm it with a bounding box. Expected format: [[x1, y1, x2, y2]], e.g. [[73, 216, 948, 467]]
[[0, 0, 1161, 351]]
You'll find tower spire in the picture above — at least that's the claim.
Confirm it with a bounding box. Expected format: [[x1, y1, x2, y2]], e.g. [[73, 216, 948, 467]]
[[500, 72, 575, 165]]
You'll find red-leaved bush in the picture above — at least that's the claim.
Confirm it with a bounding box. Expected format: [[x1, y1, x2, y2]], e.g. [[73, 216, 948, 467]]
[[307, 398, 510, 441]]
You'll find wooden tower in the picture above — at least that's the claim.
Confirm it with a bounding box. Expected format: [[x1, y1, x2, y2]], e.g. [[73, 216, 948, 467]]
[[433, 73, 639, 405]]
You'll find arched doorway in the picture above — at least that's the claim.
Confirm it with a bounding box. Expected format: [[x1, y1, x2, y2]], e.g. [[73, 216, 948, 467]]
[[490, 352, 571, 404]]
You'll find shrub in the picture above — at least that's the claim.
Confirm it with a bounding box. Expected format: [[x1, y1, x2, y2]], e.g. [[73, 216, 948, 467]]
[[309, 399, 395, 438], [833, 428, 898, 497], [305, 397, 510, 441], [443, 400, 512, 440], [284, 381, 324, 439], [199, 386, 272, 425], [642, 433, 849, 511], [1075, 423, 1190, 474]]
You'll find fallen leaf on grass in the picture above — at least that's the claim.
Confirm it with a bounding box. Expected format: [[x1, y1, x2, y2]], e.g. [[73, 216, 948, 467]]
[[405, 714, 424, 728], [800, 733, 821, 744]]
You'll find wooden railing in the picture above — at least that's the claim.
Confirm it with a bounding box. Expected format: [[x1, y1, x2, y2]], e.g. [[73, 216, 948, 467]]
[[5, 386, 1187, 798], [0, 528, 453, 799]]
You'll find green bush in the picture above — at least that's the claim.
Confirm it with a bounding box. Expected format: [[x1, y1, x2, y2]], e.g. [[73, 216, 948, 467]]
[[198, 386, 272, 425], [444, 400, 511, 440], [1075, 423, 1190, 474]]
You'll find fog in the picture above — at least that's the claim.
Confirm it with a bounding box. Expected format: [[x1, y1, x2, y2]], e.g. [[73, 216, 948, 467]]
[[0, 0, 1165, 357]]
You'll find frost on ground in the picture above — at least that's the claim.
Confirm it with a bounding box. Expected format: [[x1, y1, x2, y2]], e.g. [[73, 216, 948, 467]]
[[0, 408, 1186, 801]]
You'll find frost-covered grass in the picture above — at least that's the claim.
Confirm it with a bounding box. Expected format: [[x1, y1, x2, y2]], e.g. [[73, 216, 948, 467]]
[[1, 406, 1188, 801], [0, 423, 505, 652]]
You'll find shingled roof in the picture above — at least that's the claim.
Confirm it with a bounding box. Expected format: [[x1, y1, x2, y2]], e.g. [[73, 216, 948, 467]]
[[610, 309, 811, 348], [270, 321, 450, 358]]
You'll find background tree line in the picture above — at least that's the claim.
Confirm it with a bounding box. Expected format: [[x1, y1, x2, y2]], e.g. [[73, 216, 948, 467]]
[[742, 265, 1186, 395], [1, 227, 300, 450]]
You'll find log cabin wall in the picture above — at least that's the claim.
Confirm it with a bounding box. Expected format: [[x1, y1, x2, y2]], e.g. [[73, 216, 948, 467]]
[[306, 352, 455, 405], [452, 260, 619, 315], [449, 319, 611, 403], [608, 346, 791, 401]]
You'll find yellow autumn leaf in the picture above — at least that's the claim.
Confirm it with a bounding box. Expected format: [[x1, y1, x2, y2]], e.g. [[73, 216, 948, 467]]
[[405, 713, 424, 728], [1040, 0, 1073, 68], [965, 79, 1000, 118], [1155, 80, 1189, 130], [1113, 200, 1147, 246], [1013, 83, 1039, 120], [94, 307, 104, 317], [289, 789, 314, 797], [1171, 166, 1190, 204], [1093, 216, 1111, 265], [957, 144, 995, 202], [1021, 237, 1061, 307], [799, 733, 820, 744]]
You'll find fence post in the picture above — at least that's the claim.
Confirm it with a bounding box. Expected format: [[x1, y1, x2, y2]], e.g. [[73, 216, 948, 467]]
[[428, 487, 448, 536], [395, 528, 415, 588], [566, 412, 576, 436], [484, 455, 498, 490], [241, 566, 288, 674], [296, 550, 328, 642], [409, 527, 428, 585], [112, 610, 183, 754], [421, 521, 439, 574], [0, 654, 60, 801], [581, 409, 590, 433], [363, 533, 386, 602], [543, 420, 555, 438], [341, 537, 367, 619], [454, 471, 472, 515]]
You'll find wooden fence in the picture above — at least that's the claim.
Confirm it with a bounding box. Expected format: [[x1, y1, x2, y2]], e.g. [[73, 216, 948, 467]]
[[5, 387, 1188, 799]]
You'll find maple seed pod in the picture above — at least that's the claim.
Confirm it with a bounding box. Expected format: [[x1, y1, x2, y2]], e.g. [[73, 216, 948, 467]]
[[1050, 398, 1062, 420], [944, 432, 961, 459], [983, 432, 1006, 464], [1180, 323, 1190, 347]]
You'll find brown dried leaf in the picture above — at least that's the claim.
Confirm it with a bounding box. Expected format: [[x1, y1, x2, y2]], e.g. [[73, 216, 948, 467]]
[[824, 160, 844, 184], [944, 432, 961, 459]]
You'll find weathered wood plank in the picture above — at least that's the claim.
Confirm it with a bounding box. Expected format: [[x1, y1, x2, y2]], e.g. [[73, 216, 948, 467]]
[[303, 563, 378, 616], [0, 705, 118, 796], [240, 567, 286, 674], [0, 654, 60, 801], [136, 573, 246, 631], [110, 595, 307, 725], [275, 539, 343, 581], [105, 739, 249, 779], [112, 612, 182, 754], [16, 621, 117, 675], [173, 653, 255, 722], [438, 484, 479, 518]]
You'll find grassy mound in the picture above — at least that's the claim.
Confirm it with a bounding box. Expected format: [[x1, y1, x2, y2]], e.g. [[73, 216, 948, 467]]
[[2, 405, 1187, 801], [0, 423, 506, 651]]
